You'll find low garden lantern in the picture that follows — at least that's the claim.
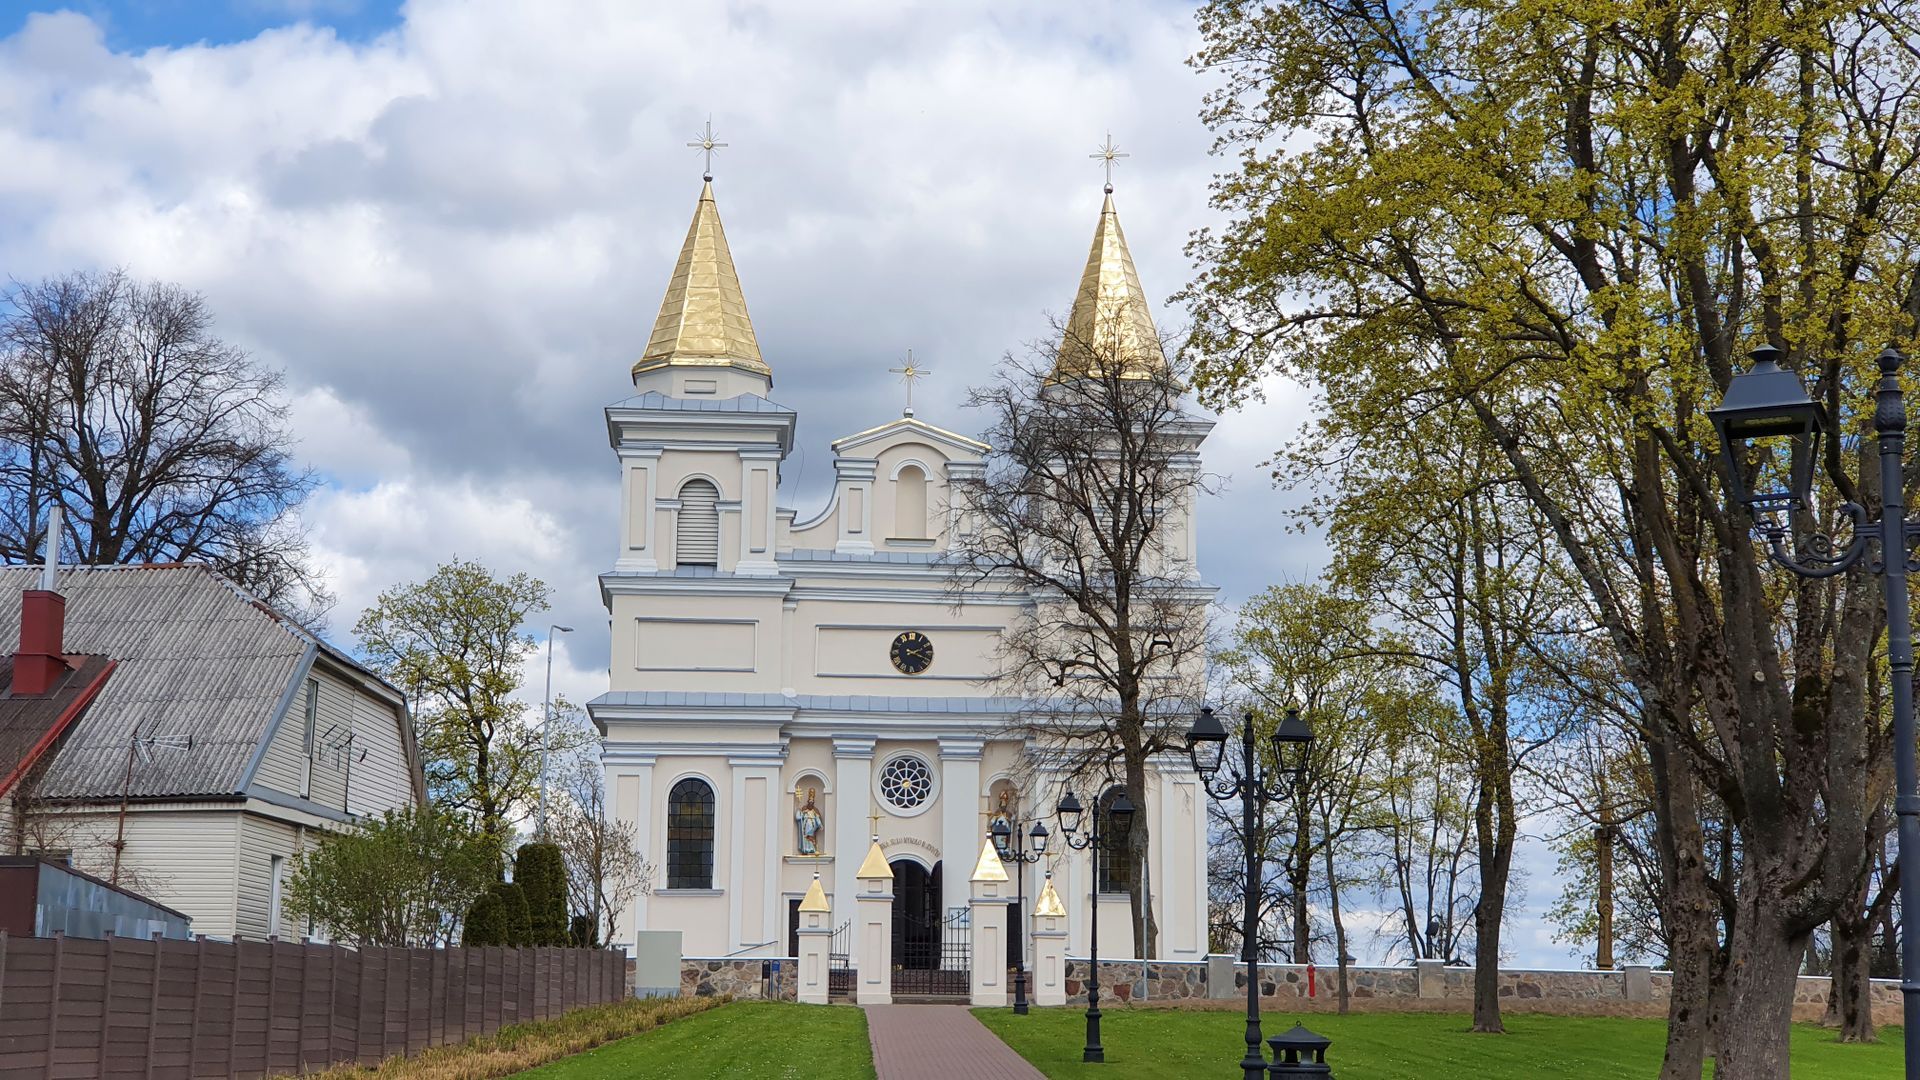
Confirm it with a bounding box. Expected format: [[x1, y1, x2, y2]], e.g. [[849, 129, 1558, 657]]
[[1265, 1023, 1333, 1077]]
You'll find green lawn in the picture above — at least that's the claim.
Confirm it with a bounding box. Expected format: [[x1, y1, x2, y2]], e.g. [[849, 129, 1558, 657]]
[[973, 1008, 1904, 1079], [514, 1002, 875, 1079]]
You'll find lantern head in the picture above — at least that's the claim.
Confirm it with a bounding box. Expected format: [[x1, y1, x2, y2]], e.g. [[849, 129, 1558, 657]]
[[1186, 706, 1229, 779], [1707, 345, 1825, 513]]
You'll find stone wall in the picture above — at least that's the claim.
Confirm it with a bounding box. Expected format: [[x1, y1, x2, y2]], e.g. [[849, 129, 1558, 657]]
[[1060, 958, 1902, 1028], [679, 957, 800, 1001]]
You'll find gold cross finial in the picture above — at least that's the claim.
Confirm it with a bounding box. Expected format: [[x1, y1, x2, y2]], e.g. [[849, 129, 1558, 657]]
[[868, 802, 883, 833], [688, 117, 728, 181], [1091, 132, 1129, 193], [888, 350, 930, 417]]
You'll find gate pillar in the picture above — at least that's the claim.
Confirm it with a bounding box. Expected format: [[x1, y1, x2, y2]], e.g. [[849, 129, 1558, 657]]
[[969, 839, 1010, 1007], [1032, 871, 1069, 1007], [797, 873, 832, 1005], [854, 838, 895, 1005]]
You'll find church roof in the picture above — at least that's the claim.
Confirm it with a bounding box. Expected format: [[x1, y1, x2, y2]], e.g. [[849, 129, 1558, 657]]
[[608, 391, 793, 414], [1054, 190, 1167, 382], [635, 180, 770, 380]]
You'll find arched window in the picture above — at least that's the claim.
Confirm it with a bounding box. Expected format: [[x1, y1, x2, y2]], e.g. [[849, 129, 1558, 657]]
[[666, 778, 716, 889], [1096, 786, 1137, 895], [676, 479, 720, 566], [893, 465, 928, 539]]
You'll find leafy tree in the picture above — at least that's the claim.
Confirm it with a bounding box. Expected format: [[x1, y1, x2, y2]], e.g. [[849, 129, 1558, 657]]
[[285, 805, 499, 947], [1185, 0, 1919, 1071], [464, 880, 533, 947], [947, 322, 1213, 959], [355, 559, 585, 852], [0, 269, 330, 624], [514, 841, 570, 946]]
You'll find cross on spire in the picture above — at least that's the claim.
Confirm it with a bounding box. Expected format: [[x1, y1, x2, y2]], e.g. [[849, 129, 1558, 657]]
[[889, 350, 930, 417], [687, 117, 728, 181], [1091, 132, 1129, 193]]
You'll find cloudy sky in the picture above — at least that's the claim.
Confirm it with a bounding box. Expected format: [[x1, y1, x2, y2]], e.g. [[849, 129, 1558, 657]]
[[0, 0, 1577, 966]]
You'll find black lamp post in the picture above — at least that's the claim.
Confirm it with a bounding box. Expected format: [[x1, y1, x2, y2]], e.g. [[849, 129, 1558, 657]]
[[991, 814, 1050, 1015], [1709, 344, 1918, 1077], [1058, 786, 1134, 1063], [1187, 705, 1320, 1080]]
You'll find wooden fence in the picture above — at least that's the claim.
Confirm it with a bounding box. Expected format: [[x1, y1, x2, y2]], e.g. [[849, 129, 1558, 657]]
[[0, 933, 627, 1079]]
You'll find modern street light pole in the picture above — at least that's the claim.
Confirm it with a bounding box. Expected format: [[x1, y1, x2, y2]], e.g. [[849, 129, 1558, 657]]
[[1186, 705, 1315, 1080], [1709, 344, 1919, 1078], [1058, 787, 1133, 1063], [537, 623, 574, 837], [991, 813, 1051, 1015]]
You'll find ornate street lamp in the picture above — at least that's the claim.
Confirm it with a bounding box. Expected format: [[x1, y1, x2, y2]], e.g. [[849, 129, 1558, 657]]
[[1187, 705, 1320, 1080], [990, 814, 1050, 1015], [1058, 786, 1134, 1063], [1710, 344, 1918, 1078]]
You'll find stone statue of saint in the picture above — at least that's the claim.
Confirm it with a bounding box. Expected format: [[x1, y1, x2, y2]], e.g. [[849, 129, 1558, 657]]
[[796, 787, 825, 856], [989, 789, 1015, 858]]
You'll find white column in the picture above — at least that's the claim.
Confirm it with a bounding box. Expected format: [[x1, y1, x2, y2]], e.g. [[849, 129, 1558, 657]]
[[796, 874, 832, 1005], [738, 449, 781, 574], [1032, 872, 1069, 1007], [938, 737, 984, 917], [616, 449, 661, 572], [602, 748, 655, 950], [835, 459, 877, 553], [833, 736, 875, 963], [728, 752, 784, 953], [854, 841, 894, 1005], [969, 840, 1010, 1007]]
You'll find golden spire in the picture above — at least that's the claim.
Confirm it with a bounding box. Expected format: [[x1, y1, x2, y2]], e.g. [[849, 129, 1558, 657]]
[[799, 872, 830, 913], [1054, 187, 1167, 382], [1034, 871, 1066, 917], [856, 836, 893, 880], [970, 838, 1010, 884], [634, 180, 770, 380]]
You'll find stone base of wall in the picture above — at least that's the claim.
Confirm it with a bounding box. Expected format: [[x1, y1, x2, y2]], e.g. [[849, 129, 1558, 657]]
[[679, 957, 800, 1001], [1060, 959, 1902, 1029]]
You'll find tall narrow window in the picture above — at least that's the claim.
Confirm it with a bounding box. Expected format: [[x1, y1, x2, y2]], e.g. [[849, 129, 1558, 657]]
[[677, 479, 720, 566], [666, 777, 716, 889], [300, 678, 318, 798], [268, 854, 286, 935], [1096, 786, 1137, 895], [893, 465, 927, 539]]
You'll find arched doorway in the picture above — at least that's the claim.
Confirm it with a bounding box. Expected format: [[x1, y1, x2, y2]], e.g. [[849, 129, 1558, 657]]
[[891, 859, 941, 969]]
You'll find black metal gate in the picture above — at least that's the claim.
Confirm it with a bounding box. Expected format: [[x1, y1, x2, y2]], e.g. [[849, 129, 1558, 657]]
[[892, 906, 971, 997], [829, 918, 855, 1000]]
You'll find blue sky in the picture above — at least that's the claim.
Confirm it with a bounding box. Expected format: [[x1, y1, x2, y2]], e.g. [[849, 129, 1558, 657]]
[[5, 1, 404, 49]]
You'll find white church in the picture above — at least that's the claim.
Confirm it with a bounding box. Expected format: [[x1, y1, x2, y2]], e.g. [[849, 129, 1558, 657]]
[[590, 168, 1215, 971]]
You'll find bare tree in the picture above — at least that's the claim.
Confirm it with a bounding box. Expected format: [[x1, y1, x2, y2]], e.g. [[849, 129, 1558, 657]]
[[0, 270, 330, 623], [946, 319, 1214, 959], [551, 746, 651, 947]]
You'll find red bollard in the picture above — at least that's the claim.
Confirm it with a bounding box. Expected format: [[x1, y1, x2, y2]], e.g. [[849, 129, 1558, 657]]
[[1307, 962, 1316, 998]]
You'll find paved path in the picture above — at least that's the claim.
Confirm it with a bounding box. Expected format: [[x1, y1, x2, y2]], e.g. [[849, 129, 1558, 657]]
[[864, 1004, 1044, 1080]]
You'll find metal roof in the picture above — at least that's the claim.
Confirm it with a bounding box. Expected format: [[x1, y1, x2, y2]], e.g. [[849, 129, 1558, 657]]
[[0, 565, 318, 800], [608, 391, 793, 414], [590, 690, 1028, 714]]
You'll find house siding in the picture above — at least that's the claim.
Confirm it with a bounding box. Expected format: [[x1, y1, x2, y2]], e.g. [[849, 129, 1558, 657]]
[[253, 678, 311, 798], [235, 812, 300, 939], [26, 808, 242, 937], [346, 690, 413, 817]]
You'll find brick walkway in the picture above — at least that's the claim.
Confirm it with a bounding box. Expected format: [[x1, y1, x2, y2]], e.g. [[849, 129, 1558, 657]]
[[864, 1004, 1044, 1080]]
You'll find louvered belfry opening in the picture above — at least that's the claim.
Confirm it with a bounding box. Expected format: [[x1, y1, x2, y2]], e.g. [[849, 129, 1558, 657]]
[[676, 479, 721, 566]]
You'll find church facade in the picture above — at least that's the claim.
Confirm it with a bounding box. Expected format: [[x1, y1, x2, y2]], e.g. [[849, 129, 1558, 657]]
[[591, 175, 1214, 967]]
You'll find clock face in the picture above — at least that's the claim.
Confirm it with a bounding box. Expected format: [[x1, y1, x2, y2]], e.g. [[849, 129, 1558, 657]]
[[889, 630, 934, 675]]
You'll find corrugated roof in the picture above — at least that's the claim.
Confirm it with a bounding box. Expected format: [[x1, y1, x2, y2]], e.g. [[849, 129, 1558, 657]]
[[0, 565, 315, 800], [0, 653, 113, 797]]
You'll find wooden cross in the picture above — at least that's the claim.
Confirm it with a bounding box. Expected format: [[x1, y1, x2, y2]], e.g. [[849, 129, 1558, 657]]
[[1091, 132, 1129, 193], [687, 117, 728, 181]]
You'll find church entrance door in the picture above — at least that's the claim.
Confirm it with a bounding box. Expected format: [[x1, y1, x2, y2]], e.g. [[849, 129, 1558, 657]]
[[890, 859, 969, 998]]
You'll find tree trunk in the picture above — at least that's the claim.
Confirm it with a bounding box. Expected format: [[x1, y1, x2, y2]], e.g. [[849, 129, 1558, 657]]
[[1712, 892, 1811, 1078], [1830, 917, 1876, 1042], [1650, 732, 1714, 1080], [1595, 822, 1615, 970], [1122, 752, 1158, 960], [1323, 843, 1350, 1014], [1471, 849, 1508, 1033]]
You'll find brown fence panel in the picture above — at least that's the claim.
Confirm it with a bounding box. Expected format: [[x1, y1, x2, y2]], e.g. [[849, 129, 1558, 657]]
[[0, 936, 628, 1079]]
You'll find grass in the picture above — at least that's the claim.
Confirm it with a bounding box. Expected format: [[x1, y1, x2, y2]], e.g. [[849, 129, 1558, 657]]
[[297, 995, 726, 1080], [512, 1002, 875, 1079], [973, 1007, 1906, 1079]]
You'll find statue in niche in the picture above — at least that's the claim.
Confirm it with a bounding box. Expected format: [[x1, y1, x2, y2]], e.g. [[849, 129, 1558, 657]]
[[796, 786, 825, 856], [989, 788, 1015, 858]]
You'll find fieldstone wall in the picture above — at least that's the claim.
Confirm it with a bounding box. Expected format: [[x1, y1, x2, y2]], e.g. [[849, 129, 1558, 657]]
[[679, 957, 800, 1001], [1060, 958, 1901, 1028]]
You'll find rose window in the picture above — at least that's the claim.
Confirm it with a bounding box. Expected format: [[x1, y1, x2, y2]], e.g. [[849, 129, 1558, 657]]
[[879, 754, 934, 810]]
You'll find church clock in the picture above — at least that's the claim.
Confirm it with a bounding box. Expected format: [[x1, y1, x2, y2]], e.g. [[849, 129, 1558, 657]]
[[889, 631, 934, 675]]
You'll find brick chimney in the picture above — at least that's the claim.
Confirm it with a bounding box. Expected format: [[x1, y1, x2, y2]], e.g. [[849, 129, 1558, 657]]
[[14, 589, 68, 696], [14, 506, 67, 696]]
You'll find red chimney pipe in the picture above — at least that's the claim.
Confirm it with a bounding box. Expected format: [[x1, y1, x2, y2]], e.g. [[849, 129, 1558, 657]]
[[14, 589, 68, 696]]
